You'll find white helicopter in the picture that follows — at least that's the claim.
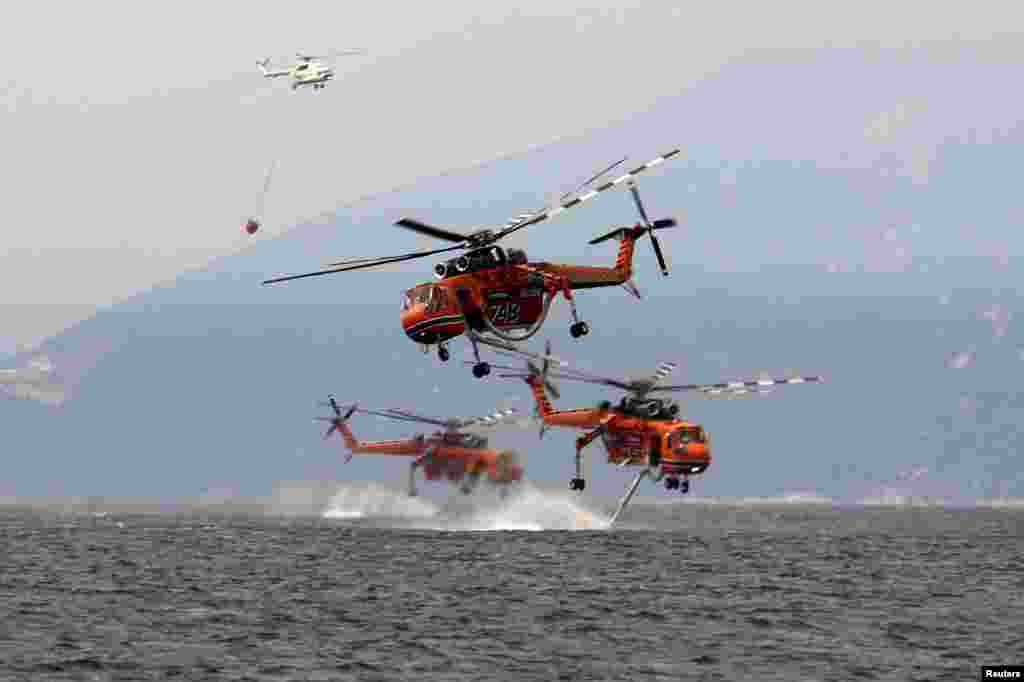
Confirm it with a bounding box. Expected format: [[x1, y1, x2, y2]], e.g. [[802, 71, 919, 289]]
[[256, 49, 367, 91]]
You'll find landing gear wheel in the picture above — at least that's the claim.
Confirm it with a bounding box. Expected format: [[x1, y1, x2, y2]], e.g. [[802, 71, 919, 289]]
[[570, 478, 586, 491], [680, 480, 690, 494], [438, 345, 450, 362], [569, 322, 590, 339], [665, 477, 679, 491], [472, 362, 491, 378]]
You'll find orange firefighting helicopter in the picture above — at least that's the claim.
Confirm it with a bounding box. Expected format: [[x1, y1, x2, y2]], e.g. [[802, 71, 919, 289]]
[[263, 148, 681, 378], [489, 343, 823, 523], [317, 395, 524, 497]]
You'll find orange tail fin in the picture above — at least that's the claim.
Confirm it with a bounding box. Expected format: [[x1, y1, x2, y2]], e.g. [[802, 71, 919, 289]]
[[588, 225, 645, 282], [611, 227, 643, 281], [331, 419, 360, 452]]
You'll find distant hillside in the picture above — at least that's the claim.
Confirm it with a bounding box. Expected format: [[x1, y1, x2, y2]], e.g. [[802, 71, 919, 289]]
[[4, 275, 1020, 502]]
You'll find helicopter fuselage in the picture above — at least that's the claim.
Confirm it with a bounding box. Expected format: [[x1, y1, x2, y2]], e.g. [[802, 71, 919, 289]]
[[524, 375, 712, 484], [291, 61, 334, 87], [548, 407, 711, 479], [399, 227, 644, 346], [332, 421, 523, 485]]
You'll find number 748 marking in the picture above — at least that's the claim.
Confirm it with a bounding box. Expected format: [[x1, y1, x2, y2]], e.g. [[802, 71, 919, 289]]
[[490, 302, 521, 324]]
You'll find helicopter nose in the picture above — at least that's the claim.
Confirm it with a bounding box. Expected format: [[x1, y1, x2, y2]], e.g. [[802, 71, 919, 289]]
[[400, 305, 435, 342]]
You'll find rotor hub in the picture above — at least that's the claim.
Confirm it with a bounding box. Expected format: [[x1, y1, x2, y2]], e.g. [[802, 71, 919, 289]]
[[620, 396, 677, 420], [466, 229, 496, 247]]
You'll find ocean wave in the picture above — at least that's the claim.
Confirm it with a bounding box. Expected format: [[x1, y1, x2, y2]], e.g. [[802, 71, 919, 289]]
[[856, 486, 949, 507], [321, 483, 438, 520], [975, 497, 1024, 509], [645, 491, 835, 506], [436, 484, 610, 531]]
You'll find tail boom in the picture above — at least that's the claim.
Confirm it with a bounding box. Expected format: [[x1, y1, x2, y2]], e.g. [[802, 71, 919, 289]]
[[527, 376, 607, 430], [330, 420, 422, 456], [531, 227, 642, 290]]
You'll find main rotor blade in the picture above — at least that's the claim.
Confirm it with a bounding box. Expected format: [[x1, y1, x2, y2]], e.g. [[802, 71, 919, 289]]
[[480, 338, 632, 390], [640, 361, 678, 390], [353, 406, 441, 426], [322, 255, 417, 268], [462, 360, 521, 372], [651, 375, 824, 395], [466, 407, 518, 428], [262, 244, 465, 285], [395, 218, 473, 244], [493, 148, 681, 242], [327, 48, 368, 58], [319, 404, 420, 425], [472, 335, 569, 368], [543, 370, 632, 392], [558, 155, 629, 203], [381, 407, 450, 427]]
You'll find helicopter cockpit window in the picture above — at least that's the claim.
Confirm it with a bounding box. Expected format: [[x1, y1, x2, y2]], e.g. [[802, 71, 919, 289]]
[[406, 286, 431, 307], [673, 427, 706, 450], [427, 286, 448, 313], [401, 292, 413, 311]]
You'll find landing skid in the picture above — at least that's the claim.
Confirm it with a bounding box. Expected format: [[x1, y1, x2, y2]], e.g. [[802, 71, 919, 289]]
[[464, 329, 492, 378], [454, 282, 590, 377]]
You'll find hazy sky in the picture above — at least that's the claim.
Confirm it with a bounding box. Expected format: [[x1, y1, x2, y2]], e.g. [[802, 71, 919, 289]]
[[2, 1, 1022, 352]]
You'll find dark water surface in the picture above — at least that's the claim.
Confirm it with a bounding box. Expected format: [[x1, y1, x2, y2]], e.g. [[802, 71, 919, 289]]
[[1, 500, 1022, 681]]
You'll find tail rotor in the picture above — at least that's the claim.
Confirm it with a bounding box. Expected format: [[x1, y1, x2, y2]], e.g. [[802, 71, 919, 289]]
[[587, 179, 677, 278], [627, 179, 676, 277], [527, 340, 560, 399], [527, 340, 560, 438], [317, 394, 357, 462]]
